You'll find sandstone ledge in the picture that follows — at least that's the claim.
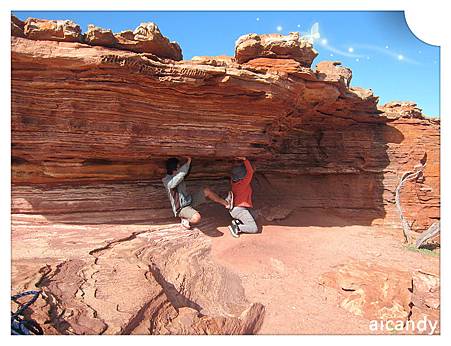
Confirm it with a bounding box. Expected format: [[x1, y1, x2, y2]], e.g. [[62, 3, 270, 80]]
[[11, 33, 439, 231]]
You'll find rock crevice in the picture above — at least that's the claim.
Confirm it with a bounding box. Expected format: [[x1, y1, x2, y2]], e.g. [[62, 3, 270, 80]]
[[15, 227, 264, 335]]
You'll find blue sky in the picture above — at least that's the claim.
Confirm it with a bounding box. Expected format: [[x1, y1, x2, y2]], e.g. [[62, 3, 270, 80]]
[[13, 11, 440, 117]]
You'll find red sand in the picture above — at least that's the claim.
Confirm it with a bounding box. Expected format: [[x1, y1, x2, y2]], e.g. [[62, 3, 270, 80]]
[[207, 209, 439, 334], [11, 206, 439, 334]]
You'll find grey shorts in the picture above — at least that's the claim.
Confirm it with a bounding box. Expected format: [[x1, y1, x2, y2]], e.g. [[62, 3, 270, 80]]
[[178, 188, 207, 219]]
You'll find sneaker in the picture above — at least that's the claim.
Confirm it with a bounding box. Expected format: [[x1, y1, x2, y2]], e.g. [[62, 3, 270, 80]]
[[225, 191, 234, 211], [180, 218, 191, 230], [228, 223, 240, 238], [232, 219, 243, 226]]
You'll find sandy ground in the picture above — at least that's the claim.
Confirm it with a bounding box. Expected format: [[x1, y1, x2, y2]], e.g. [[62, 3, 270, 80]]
[[11, 206, 439, 335], [205, 208, 440, 334]]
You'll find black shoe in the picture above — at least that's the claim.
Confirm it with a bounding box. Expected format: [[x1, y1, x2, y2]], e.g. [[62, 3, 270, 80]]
[[228, 224, 240, 238]]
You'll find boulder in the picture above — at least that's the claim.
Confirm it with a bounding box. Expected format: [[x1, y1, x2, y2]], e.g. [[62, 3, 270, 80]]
[[412, 271, 440, 310], [23, 17, 82, 42], [83, 24, 117, 47], [114, 22, 182, 61], [321, 263, 440, 332], [256, 205, 294, 221], [316, 61, 352, 87], [321, 262, 412, 321], [409, 270, 440, 334], [235, 32, 318, 66], [379, 101, 425, 119], [115, 30, 135, 41], [11, 15, 25, 37]]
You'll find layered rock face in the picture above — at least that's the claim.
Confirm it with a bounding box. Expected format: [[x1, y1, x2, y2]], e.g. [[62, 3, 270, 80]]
[[11, 17, 439, 231], [11, 16, 440, 334]]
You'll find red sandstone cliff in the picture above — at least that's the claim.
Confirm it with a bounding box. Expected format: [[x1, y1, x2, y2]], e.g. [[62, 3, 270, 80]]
[[11, 16, 439, 231], [11, 16, 440, 334]]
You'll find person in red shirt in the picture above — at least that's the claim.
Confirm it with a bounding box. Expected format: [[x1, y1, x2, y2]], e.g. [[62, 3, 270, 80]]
[[228, 157, 258, 238]]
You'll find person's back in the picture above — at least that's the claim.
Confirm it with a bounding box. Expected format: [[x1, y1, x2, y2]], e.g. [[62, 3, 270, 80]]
[[228, 157, 258, 238], [231, 158, 254, 208]]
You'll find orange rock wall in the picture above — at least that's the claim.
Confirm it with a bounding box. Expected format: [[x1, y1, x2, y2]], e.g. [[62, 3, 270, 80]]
[[11, 36, 440, 232]]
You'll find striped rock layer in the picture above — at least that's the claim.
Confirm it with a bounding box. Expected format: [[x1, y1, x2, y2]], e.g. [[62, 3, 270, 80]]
[[11, 18, 440, 335]]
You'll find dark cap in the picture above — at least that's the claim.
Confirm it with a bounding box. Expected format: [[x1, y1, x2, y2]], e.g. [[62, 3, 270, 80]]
[[231, 163, 247, 182]]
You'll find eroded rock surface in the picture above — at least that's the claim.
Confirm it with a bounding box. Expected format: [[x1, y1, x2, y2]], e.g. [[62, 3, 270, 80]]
[[23, 17, 82, 42], [14, 17, 182, 61], [320, 262, 440, 334], [235, 32, 318, 66], [10, 30, 439, 234], [410, 271, 440, 334], [114, 22, 182, 60], [11, 223, 264, 335], [316, 61, 353, 87], [11, 15, 25, 38], [83, 24, 117, 47], [11, 16, 440, 334], [380, 101, 426, 119]]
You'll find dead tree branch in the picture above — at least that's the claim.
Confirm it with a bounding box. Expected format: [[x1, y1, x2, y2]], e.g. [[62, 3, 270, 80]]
[[395, 163, 425, 243], [415, 221, 440, 249]]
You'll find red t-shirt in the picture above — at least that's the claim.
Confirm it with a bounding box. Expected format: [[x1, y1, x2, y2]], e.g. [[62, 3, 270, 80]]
[[231, 159, 254, 208]]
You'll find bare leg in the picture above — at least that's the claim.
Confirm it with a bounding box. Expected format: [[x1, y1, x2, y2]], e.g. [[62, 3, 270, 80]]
[[203, 187, 228, 208], [180, 212, 201, 230], [188, 212, 201, 224]]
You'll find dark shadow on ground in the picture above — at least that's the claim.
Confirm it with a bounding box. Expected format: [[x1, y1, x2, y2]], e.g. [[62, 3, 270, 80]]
[[194, 203, 264, 238]]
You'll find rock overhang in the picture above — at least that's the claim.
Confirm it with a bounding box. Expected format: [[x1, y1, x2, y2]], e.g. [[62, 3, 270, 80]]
[[11, 15, 440, 232], [10, 15, 441, 334], [11, 34, 387, 178]]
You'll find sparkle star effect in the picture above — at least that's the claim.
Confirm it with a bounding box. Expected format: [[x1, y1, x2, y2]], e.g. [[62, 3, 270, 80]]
[[310, 25, 420, 65], [352, 44, 420, 65], [319, 39, 364, 58]]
